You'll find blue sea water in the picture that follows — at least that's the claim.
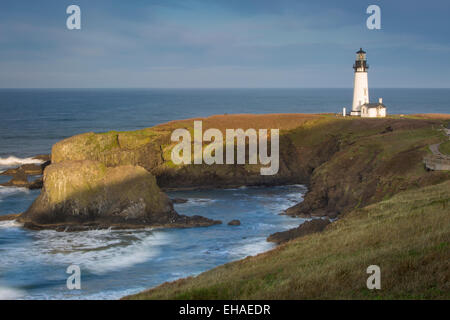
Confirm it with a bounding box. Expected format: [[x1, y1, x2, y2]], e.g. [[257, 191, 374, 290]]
[[0, 88, 448, 299], [1, 88, 449, 158], [0, 185, 306, 300]]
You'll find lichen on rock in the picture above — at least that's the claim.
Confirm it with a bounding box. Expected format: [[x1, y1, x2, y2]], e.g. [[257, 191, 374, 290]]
[[19, 160, 220, 231]]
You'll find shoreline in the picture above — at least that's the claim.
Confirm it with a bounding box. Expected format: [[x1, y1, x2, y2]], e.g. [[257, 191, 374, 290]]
[[124, 180, 450, 300], [0, 112, 449, 299], [119, 113, 449, 299], [2, 112, 449, 225], [1, 184, 307, 300]]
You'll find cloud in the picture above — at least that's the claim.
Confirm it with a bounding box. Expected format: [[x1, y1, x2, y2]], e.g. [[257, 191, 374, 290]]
[[0, 0, 449, 88]]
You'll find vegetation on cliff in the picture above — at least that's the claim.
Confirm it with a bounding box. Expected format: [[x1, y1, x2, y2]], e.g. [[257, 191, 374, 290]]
[[285, 117, 450, 217], [49, 114, 450, 219], [125, 180, 450, 300], [440, 140, 450, 156], [50, 114, 320, 189]]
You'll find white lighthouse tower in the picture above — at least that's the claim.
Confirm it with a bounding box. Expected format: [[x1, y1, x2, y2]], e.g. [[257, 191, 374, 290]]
[[351, 48, 369, 116]]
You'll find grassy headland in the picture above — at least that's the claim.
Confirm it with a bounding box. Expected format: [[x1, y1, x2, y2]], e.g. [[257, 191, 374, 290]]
[[32, 113, 450, 298], [125, 180, 450, 300], [50, 114, 450, 219], [121, 114, 449, 300]]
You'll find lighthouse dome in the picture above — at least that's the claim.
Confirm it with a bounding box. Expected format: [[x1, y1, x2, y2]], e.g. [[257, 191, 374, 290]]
[[356, 48, 366, 54]]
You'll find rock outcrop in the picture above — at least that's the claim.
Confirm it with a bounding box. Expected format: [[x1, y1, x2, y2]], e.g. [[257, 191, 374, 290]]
[[267, 219, 330, 244], [1, 163, 43, 176], [0, 167, 44, 189], [0, 213, 21, 221], [19, 160, 220, 231], [2, 167, 29, 186], [0, 156, 50, 189], [227, 219, 241, 226], [172, 198, 188, 204], [0, 156, 50, 176]]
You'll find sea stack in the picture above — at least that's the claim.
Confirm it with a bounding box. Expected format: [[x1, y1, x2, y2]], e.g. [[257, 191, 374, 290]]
[[19, 160, 221, 231]]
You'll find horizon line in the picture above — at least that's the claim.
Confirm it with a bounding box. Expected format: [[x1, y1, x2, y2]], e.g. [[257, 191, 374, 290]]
[[1, 87, 450, 90]]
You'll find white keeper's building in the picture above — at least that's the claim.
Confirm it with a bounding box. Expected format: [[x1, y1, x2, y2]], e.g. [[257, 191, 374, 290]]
[[350, 48, 387, 118]]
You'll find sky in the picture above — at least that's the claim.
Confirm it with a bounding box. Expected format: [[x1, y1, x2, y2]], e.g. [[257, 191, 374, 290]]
[[1, 0, 449, 88]]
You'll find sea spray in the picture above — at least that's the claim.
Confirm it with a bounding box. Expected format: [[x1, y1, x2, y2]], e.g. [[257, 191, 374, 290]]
[[0, 156, 44, 170]]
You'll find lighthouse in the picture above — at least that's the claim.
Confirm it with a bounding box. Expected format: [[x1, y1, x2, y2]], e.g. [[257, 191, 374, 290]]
[[351, 48, 369, 116], [349, 48, 387, 118]]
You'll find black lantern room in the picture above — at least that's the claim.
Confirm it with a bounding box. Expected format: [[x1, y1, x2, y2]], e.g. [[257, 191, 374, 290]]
[[353, 48, 369, 72]]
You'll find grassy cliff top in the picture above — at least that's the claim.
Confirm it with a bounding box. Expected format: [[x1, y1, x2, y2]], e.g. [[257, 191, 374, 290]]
[[51, 113, 449, 164], [125, 179, 450, 300], [440, 140, 450, 156]]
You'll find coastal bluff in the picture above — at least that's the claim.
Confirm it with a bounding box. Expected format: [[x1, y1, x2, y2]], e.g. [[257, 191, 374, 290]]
[[20, 113, 450, 229], [50, 114, 322, 189]]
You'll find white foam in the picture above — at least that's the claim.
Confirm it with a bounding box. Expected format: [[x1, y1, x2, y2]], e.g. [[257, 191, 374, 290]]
[[39, 287, 145, 300], [0, 286, 26, 300], [0, 220, 23, 228], [28, 229, 170, 275], [182, 198, 217, 206], [290, 184, 307, 188], [229, 237, 274, 259], [0, 186, 30, 201], [0, 156, 44, 169], [0, 183, 309, 299], [285, 192, 304, 199]]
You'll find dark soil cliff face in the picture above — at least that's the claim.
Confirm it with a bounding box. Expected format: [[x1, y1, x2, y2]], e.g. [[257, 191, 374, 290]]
[[267, 218, 331, 244], [286, 118, 450, 218], [46, 114, 450, 220]]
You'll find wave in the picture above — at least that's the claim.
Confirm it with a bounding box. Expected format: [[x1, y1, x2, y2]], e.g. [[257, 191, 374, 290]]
[[0, 156, 44, 169], [33, 287, 145, 300], [176, 198, 218, 206], [28, 228, 170, 275], [0, 286, 26, 300], [229, 237, 274, 259], [0, 183, 308, 299], [0, 186, 30, 201], [0, 220, 23, 228]]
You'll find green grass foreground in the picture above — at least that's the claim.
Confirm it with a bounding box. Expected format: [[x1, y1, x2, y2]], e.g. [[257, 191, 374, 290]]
[[125, 180, 450, 300], [440, 140, 450, 156]]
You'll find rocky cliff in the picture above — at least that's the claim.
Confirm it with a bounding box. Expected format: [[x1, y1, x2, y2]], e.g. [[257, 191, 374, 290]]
[[23, 114, 450, 229], [50, 114, 322, 189], [285, 117, 450, 218]]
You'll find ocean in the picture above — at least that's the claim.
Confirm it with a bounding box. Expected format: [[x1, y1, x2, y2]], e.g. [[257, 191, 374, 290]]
[[1, 88, 449, 159], [0, 88, 448, 299], [0, 185, 306, 299]]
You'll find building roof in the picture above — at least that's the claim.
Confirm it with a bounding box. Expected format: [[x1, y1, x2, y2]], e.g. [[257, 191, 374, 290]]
[[362, 103, 386, 109], [356, 48, 366, 54]]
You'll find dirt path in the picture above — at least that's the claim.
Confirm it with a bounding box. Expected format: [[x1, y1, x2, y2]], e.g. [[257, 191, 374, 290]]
[[429, 143, 445, 156], [429, 126, 450, 157]]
